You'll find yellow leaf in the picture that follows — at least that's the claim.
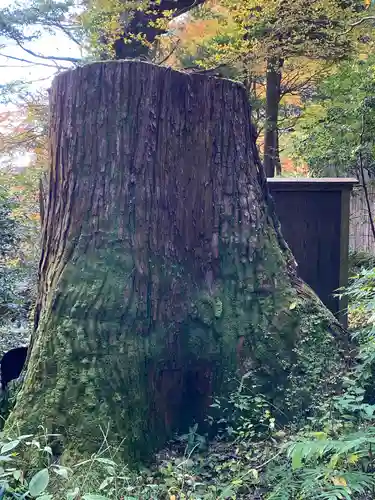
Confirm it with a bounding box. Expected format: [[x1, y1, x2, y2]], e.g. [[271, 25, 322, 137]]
[[311, 432, 327, 440], [348, 453, 359, 464], [170, 496, 176, 500], [332, 476, 347, 487], [7, 258, 19, 267], [289, 302, 297, 310]]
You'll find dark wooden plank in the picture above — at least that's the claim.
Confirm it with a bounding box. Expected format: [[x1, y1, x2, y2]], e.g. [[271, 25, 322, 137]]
[[267, 178, 357, 324], [268, 177, 358, 192]]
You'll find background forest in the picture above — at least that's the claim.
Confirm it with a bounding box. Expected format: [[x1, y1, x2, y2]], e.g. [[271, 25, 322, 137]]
[[2, 0, 375, 498]]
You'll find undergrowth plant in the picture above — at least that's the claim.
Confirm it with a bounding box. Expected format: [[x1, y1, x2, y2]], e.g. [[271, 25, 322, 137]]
[[1, 261, 375, 499], [264, 263, 375, 500], [207, 377, 276, 442], [0, 425, 147, 500]]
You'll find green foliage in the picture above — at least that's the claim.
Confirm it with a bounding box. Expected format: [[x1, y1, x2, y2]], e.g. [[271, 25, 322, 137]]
[[80, 0, 125, 59], [266, 423, 375, 499], [290, 54, 375, 176], [0, 428, 135, 499], [0, 0, 85, 64], [0, 0, 76, 39], [0, 82, 33, 106], [0, 188, 18, 259], [0, 99, 45, 328], [0, 188, 22, 323], [348, 250, 375, 277], [0, 430, 59, 498], [343, 264, 375, 337], [0, 186, 35, 328], [2, 5, 375, 500], [0, 422, 266, 499], [207, 379, 276, 442], [263, 260, 375, 500], [177, 423, 207, 454]]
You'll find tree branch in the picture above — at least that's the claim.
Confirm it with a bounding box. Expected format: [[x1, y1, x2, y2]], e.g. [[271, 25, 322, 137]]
[[280, 72, 321, 97], [0, 52, 66, 69], [339, 16, 375, 37], [48, 20, 83, 47], [156, 38, 180, 65], [14, 38, 81, 64]]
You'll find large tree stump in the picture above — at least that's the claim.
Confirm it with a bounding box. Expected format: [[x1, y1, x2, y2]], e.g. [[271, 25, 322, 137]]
[[7, 61, 345, 463]]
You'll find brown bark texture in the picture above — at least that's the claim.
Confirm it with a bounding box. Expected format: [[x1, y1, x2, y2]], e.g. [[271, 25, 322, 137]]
[[263, 57, 283, 178], [7, 61, 345, 463], [39, 171, 48, 229]]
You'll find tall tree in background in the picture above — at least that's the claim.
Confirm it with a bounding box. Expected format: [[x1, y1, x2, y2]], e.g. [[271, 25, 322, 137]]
[[0, 0, 372, 178], [88, 0, 366, 176], [6, 60, 346, 462], [225, 0, 365, 176], [289, 55, 375, 178]]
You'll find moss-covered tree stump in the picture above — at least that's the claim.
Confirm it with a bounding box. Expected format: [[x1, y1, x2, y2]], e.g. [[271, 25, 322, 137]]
[[6, 61, 345, 463]]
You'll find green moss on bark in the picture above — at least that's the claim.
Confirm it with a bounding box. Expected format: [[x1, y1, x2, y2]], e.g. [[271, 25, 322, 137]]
[[6, 224, 344, 463]]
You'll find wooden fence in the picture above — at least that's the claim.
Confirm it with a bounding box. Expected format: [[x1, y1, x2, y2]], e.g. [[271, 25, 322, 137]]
[[350, 185, 375, 254]]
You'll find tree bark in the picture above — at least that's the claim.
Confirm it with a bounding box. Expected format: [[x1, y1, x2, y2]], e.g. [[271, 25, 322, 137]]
[[7, 61, 345, 464], [264, 57, 283, 178], [39, 171, 48, 229], [275, 127, 282, 176]]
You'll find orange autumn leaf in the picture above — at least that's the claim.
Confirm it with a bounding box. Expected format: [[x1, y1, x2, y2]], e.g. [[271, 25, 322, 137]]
[[29, 213, 40, 221]]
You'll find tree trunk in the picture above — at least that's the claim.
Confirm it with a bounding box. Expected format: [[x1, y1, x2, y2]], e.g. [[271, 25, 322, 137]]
[[7, 61, 345, 464], [264, 57, 283, 178], [275, 128, 282, 176], [100, 0, 206, 59]]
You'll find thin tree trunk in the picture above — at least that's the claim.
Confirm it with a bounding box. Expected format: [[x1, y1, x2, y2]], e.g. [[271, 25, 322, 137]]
[[7, 61, 346, 464], [39, 171, 48, 228], [275, 128, 282, 175], [358, 107, 375, 244], [264, 57, 283, 178]]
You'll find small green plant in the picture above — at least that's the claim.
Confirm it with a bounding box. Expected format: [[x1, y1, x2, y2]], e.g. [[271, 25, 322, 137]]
[[177, 423, 207, 453], [0, 426, 140, 499], [207, 376, 276, 443], [0, 428, 66, 499]]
